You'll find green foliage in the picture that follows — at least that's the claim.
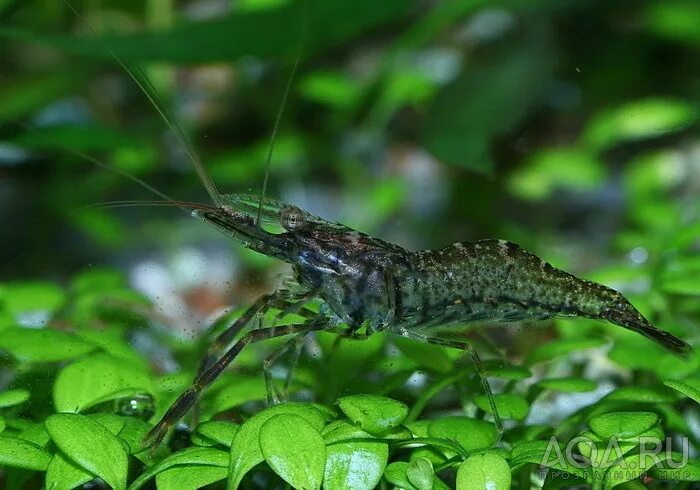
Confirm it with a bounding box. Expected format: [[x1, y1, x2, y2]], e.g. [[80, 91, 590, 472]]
[[0, 0, 699, 488]]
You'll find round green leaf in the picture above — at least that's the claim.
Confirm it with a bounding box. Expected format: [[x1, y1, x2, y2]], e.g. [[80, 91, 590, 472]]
[[322, 419, 373, 444], [663, 379, 700, 405], [70, 267, 127, 294], [406, 457, 435, 490], [1, 281, 66, 317], [384, 461, 416, 489], [45, 413, 128, 490], [323, 441, 388, 490], [604, 386, 677, 404], [583, 98, 697, 151], [488, 365, 532, 381], [0, 436, 52, 470], [53, 353, 154, 412], [474, 393, 529, 420], [428, 416, 497, 452], [129, 446, 229, 490], [528, 338, 606, 363], [336, 394, 408, 434], [0, 388, 30, 408], [536, 377, 597, 393], [0, 327, 96, 362], [456, 452, 511, 490], [259, 414, 326, 490], [589, 412, 659, 439], [227, 402, 328, 489]]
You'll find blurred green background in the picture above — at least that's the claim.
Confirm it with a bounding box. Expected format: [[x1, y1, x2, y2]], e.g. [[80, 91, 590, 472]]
[[0, 0, 698, 344]]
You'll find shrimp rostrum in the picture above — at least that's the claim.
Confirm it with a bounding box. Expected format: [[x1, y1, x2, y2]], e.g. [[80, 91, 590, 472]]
[[144, 192, 691, 448]]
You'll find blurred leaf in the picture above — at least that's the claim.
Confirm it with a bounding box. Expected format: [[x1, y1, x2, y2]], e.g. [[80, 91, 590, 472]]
[[70, 267, 127, 295], [0, 0, 416, 63], [474, 393, 529, 421], [624, 150, 684, 198], [45, 413, 128, 490], [205, 375, 278, 417], [259, 414, 326, 489], [603, 385, 677, 404], [536, 377, 597, 393], [0, 389, 30, 408], [0, 327, 96, 363], [488, 364, 532, 381], [528, 337, 607, 364], [323, 441, 388, 490], [1, 281, 65, 318], [659, 255, 700, 296], [393, 336, 454, 374], [427, 416, 497, 453], [422, 31, 552, 173], [646, 1, 700, 46], [663, 379, 700, 405], [300, 70, 364, 109], [456, 452, 511, 490], [508, 147, 605, 200], [70, 208, 128, 248], [589, 411, 658, 439], [582, 98, 697, 151], [336, 394, 409, 435], [0, 71, 84, 123], [53, 353, 154, 412], [0, 436, 52, 470]]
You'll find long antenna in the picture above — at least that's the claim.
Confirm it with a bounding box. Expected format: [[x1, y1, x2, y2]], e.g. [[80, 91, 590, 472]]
[[19, 122, 175, 203], [64, 1, 223, 207], [255, 0, 309, 227]]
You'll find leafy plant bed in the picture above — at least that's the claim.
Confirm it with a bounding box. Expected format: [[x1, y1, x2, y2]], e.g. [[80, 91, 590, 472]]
[[1, 271, 699, 489]]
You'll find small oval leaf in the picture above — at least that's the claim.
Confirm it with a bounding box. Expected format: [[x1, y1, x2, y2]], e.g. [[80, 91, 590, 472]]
[[260, 414, 326, 490], [0, 327, 95, 363], [428, 416, 497, 452], [536, 377, 597, 393], [45, 413, 128, 490], [336, 394, 408, 435], [323, 441, 388, 490], [53, 353, 154, 412], [456, 452, 511, 490], [589, 412, 659, 439], [0, 388, 30, 408], [474, 394, 529, 421], [227, 402, 328, 489]]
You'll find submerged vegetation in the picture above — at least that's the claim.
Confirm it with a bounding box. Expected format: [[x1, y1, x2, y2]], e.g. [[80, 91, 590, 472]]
[[1, 0, 700, 488]]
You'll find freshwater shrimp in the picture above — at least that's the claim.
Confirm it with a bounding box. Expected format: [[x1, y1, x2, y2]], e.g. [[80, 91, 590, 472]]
[[23, 2, 691, 451], [143, 192, 691, 448]]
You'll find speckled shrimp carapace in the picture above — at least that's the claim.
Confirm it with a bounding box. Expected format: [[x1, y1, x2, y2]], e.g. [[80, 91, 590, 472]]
[[143, 193, 692, 449]]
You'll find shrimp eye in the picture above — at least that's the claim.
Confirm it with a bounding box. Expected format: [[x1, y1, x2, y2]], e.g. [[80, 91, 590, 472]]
[[280, 206, 306, 232]]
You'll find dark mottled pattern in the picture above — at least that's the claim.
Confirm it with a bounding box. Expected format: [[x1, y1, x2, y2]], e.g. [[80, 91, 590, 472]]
[[199, 197, 691, 356]]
